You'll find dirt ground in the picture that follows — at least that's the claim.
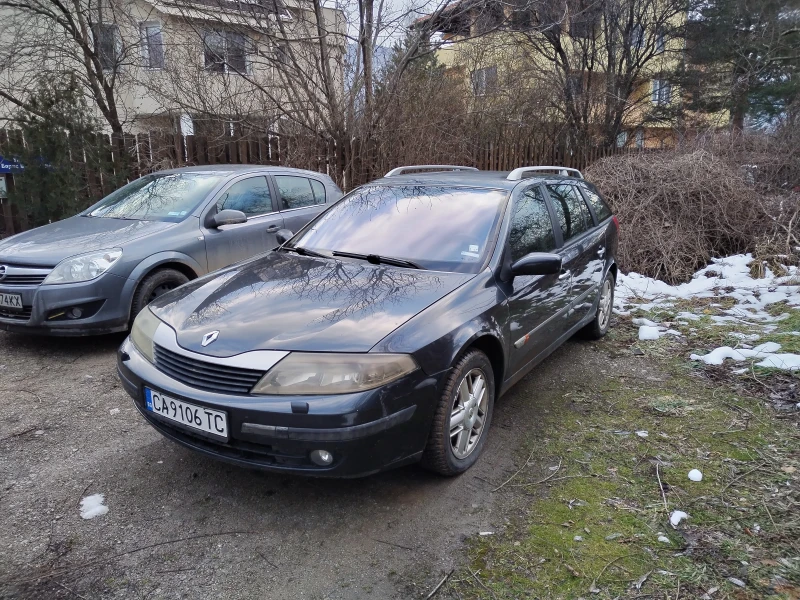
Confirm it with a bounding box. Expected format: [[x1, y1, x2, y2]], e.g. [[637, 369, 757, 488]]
[[0, 325, 653, 599]]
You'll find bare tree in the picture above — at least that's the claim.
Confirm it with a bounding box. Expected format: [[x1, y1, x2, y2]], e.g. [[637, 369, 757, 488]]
[[0, 0, 159, 135]]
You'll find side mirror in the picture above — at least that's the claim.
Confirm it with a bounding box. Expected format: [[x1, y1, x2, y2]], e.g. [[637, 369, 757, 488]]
[[211, 209, 247, 228], [275, 229, 294, 245], [510, 252, 562, 277]]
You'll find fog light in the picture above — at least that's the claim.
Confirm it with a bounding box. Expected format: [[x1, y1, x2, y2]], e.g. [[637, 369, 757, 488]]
[[309, 449, 333, 466], [67, 307, 83, 319]]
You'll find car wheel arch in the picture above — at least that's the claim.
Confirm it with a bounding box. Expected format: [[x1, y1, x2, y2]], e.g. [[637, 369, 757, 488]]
[[455, 333, 505, 396], [124, 254, 203, 322]]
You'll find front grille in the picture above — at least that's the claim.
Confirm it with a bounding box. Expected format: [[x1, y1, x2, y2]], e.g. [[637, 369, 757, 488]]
[[0, 273, 48, 286], [153, 344, 266, 394], [0, 306, 32, 321]]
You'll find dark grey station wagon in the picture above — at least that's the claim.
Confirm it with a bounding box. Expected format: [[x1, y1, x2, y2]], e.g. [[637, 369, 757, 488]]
[[0, 165, 342, 335]]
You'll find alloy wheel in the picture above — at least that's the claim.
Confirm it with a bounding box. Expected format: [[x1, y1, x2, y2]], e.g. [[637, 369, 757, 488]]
[[598, 278, 612, 330], [449, 368, 489, 459]]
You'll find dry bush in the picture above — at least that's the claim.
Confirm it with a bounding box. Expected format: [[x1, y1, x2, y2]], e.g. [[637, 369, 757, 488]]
[[586, 135, 800, 284]]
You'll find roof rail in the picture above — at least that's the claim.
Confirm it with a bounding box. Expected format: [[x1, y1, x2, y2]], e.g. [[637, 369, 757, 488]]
[[506, 166, 584, 181], [384, 165, 480, 177]]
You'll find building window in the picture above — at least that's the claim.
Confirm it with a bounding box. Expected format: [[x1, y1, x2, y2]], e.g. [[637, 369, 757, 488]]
[[471, 66, 498, 96], [566, 73, 583, 97], [651, 79, 671, 105], [140, 23, 164, 69], [635, 128, 645, 148], [203, 30, 250, 74], [616, 131, 628, 148], [655, 28, 666, 53], [275, 43, 289, 66], [631, 24, 645, 48], [93, 23, 120, 71]]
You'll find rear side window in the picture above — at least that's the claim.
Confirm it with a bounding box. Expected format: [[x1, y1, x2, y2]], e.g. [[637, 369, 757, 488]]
[[216, 176, 273, 217], [309, 179, 326, 204], [579, 184, 612, 222], [508, 186, 556, 262], [276, 176, 325, 210], [547, 184, 592, 242]]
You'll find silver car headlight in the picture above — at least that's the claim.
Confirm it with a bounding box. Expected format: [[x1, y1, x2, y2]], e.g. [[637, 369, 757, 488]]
[[43, 248, 122, 284], [251, 353, 418, 395], [129, 307, 161, 363]]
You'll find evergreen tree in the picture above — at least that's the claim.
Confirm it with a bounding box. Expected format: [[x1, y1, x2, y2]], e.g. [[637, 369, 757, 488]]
[[684, 0, 800, 129], [6, 78, 127, 229]]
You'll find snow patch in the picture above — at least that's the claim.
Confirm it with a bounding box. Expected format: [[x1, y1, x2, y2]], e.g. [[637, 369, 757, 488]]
[[669, 510, 689, 528], [691, 342, 799, 371], [79, 494, 108, 520]]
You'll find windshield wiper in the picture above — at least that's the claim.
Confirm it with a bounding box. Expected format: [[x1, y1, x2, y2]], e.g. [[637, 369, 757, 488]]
[[278, 245, 330, 259], [331, 251, 423, 270]]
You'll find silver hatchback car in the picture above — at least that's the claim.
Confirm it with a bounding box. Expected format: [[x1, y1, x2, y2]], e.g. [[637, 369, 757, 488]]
[[0, 165, 342, 335]]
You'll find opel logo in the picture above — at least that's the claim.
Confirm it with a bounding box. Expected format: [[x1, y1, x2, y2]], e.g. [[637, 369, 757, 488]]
[[0, 265, 6, 281], [201, 330, 220, 347]]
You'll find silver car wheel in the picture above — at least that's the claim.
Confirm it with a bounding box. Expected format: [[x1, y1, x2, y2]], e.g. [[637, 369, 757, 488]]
[[598, 278, 613, 330], [449, 368, 489, 459]]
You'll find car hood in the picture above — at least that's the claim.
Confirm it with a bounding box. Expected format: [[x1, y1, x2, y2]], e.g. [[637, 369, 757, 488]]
[[0, 216, 176, 266], [150, 251, 473, 355]]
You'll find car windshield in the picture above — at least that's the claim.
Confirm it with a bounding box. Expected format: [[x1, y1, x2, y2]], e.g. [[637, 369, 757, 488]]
[[289, 185, 509, 273], [85, 173, 224, 222]]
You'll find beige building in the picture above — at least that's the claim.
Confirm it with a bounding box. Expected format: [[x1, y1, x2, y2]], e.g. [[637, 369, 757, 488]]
[[0, 0, 346, 135], [417, 0, 727, 148]]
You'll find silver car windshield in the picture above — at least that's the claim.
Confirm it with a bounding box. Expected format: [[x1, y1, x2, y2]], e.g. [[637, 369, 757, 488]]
[[86, 173, 224, 222], [290, 185, 509, 274]]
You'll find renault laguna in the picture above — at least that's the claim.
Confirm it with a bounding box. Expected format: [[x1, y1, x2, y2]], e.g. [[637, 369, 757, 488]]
[[117, 165, 618, 477]]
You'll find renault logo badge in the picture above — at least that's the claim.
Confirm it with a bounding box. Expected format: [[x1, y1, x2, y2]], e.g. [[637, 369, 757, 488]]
[[0, 265, 6, 281], [201, 330, 220, 347]]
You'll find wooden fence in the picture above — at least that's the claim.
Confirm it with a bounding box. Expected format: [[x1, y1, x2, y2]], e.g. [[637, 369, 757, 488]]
[[0, 128, 641, 235]]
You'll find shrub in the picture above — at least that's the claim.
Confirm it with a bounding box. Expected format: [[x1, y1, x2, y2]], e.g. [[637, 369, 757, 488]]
[[586, 134, 799, 283]]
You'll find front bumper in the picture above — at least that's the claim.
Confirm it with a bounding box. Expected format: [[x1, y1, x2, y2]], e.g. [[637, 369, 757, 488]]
[[117, 338, 443, 477], [0, 273, 131, 335]]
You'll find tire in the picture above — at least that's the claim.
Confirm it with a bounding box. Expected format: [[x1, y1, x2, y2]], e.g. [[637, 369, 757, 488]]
[[421, 350, 495, 476], [583, 270, 615, 340], [130, 268, 189, 321]]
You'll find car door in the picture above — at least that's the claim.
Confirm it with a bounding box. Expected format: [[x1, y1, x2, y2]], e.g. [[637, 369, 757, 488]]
[[272, 174, 329, 234], [202, 175, 285, 272], [545, 182, 604, 329], [504, 184, 572, 376]]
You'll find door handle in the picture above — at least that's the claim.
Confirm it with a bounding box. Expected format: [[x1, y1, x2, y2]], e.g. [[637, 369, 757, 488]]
[[266, 225, 280, 233], [597, 247, 606, 257], [558, 269, 571, 281]]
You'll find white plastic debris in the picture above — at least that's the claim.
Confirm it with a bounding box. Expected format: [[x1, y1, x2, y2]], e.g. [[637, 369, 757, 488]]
[[688, 469, 703, 482], [573, 535, 583, 542], [658, 535, 671, 543], [727, 577, 745, 588], [479, 531, 494, 536], [669, 510, 688, 527], [635, 430, 649, 438], [79, 494, 108, 520]]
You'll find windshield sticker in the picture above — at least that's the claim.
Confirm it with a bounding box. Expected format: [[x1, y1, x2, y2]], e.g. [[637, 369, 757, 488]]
[[469, 245, 479, 253], [168, 211, 181, 216], [461, 251, 480, 258]]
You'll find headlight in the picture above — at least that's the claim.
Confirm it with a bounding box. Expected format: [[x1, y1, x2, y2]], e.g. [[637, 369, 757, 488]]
[[251, 353, 418, 395], [129, 307, 161, 363], [43, 249, 122, 284]]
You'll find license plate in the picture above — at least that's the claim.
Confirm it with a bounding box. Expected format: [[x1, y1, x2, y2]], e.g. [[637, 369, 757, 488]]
[[0, 292, 22, 311], [145, 388, 228, 440]]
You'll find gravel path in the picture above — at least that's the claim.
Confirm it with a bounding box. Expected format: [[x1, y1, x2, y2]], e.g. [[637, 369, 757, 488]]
[[0, 328, 644, 599]]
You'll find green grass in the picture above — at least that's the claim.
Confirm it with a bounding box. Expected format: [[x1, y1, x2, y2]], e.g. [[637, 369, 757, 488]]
[[445, 313, 800, 600]]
